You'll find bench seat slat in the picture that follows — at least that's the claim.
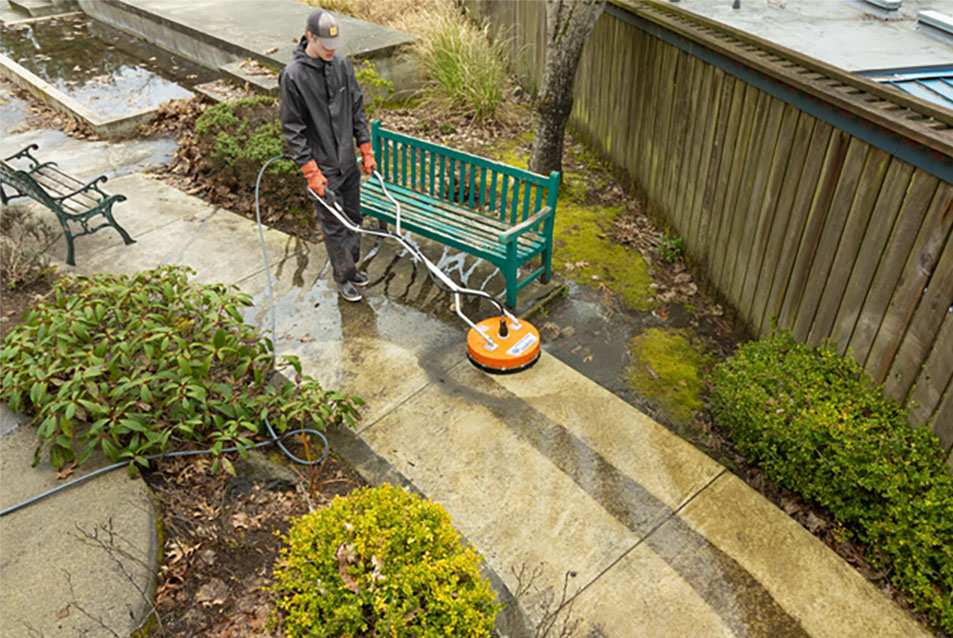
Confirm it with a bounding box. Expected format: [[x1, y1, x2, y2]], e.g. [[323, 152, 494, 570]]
[[361, 196, 542, 262], [361, 184, 545, 260], [362, 189, 545, 246]]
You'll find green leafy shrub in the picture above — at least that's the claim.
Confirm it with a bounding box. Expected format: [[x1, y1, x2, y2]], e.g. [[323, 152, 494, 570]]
[[710, 330, 953, 632], [415, 3, 508, 121], [356, 59, 395, 118], [0, 265, 361, 472], [194, 96, 311, 226], [270, 483, 500, 637]]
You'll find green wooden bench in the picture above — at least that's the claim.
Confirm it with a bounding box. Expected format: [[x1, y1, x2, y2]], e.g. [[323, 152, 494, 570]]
[[0, 144, 135, 266], [360, 120, 560, 308]]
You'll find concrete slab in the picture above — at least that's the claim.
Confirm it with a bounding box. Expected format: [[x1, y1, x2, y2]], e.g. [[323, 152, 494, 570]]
[[672, 472, 931, 638], [569, 543, 736, 638], [77, 0, 421, 97], [357, 358, 643, 626], [0, 425, 158, 638], [493, 353, 725, 511]]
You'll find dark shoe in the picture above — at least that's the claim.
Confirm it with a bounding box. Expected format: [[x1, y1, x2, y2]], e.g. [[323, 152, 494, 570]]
[[351, 271, 369, 287], [337, 281, 362, 302]]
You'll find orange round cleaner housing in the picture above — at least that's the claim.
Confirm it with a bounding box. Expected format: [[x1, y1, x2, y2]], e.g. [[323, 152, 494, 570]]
[[467, 316, 540, 374]]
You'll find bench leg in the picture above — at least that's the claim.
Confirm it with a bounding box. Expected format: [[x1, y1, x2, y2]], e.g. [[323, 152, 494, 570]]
[[504, 245, 518, 308], [541, 243, 553, 284], [101, 199, 135, 246], [64, 231, 76, 267]]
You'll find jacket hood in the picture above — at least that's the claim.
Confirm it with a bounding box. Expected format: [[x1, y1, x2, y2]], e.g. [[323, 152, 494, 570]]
[[292, 36, 326, 70]]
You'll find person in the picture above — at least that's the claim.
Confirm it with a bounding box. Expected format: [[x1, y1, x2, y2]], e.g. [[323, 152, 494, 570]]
[[279, 8, 377, 302]]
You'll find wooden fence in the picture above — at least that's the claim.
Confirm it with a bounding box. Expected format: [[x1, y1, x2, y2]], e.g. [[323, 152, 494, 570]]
[[469, 0, 953, 460]]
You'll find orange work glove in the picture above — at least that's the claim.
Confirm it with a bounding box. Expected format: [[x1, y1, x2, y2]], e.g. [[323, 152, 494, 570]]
[[359, 143, 377, 176], [301, 160, 327, 196]]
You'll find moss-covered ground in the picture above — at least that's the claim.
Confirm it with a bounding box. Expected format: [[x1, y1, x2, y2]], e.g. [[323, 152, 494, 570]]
[[627, 327, 710, 430]]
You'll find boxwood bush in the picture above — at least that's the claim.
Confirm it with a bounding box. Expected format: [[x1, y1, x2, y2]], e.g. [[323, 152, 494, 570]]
[[270, 484, 500, 637], [0, 265, 361, 472], [710, 330, 953, 632]]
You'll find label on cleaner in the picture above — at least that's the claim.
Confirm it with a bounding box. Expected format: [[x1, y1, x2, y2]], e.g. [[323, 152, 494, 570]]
[[506, 333, 538, 356]]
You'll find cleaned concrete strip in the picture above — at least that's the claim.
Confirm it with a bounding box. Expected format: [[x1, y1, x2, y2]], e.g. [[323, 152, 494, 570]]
[[673, 472, 931, 637], [0, 425, 157, 638], [357, 359, 646, 628], [567, 543, 736, 638], [494, 353, 725, 511]]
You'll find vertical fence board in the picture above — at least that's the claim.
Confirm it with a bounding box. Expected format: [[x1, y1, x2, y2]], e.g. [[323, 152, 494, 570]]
[[728, 93, 786, 307], [649, 44, 680, 204], [808, 147, 891, 346], [719, 88, 769, 293], [759, 119, 834, 334], [864, 183, 953, 388], [683, 63, 718, 256], [905, 307, 953, 429], [930, 374, 953, 457], [713, 86, 762, 291], [749, 112, 815, 334], [672, 56, 706, 239], [637, 35, 663, 188], [864, 182, 953, 382], [663, 50, 695, 223], [739, 103, 800, 323], [777, 128, 850, 339], [790, 137, 869, 341], [707, 80, 749, 282], [829, 160, 914, 355], [845, 170, 938, 364], [696, 73, 737, 273], [626, 23, 650, 182]]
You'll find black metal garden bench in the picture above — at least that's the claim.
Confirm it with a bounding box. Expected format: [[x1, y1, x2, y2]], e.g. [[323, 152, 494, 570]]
[[360, 121, 561, 308], [0, 144, 135, 266]]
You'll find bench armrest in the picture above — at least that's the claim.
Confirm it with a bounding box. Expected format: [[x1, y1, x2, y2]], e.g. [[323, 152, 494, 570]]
[[54, 174, 109, 203], [499, 206, 554, 244]]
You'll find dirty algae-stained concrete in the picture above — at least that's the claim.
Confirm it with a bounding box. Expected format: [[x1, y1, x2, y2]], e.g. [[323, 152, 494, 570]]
[[0, 6, 936, 638]]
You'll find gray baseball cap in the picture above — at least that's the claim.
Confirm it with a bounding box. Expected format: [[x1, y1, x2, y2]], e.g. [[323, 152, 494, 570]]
[[306, 9, 342, 50]]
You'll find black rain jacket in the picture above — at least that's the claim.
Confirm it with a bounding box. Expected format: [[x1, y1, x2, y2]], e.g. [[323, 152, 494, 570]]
[[279, 36, 370, 175]]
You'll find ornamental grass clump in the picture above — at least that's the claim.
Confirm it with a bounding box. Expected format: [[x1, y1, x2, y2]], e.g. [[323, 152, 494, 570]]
[[710, 330, 953, 632], [270, 484, 500, 637], [0, 265, 361, 472]]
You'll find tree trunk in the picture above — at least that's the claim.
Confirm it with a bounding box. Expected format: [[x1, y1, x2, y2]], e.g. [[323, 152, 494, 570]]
[[528, 0, 606, 177]]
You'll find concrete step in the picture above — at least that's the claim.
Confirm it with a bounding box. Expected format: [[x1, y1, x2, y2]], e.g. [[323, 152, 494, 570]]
[[8, 0, 78, 18], [218, 59, 279, 96], [77, 0, 421, 97]]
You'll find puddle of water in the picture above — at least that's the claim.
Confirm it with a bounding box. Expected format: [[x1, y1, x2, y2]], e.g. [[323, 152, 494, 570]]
[[0, 15, 215, 119]]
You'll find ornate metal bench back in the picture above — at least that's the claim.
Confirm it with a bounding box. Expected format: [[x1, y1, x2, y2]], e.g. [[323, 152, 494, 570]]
[[1, 161, 60, 210]]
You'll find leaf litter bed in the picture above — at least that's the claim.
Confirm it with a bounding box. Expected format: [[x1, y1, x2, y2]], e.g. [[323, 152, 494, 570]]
[[143, 450, 366, 637]]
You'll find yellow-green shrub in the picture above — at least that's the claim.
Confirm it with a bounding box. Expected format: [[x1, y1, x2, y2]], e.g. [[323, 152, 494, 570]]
[[270, 484, 500, 637], [711, 330, 953, 633]]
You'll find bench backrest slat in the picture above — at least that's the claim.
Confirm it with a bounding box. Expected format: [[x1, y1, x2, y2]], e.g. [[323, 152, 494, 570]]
[[370, 120, 560, 227], [1, 162, 59, 210]]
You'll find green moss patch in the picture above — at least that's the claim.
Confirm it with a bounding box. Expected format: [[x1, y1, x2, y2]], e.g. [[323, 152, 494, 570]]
[[554, 202, 654, 310], [627, 327, 710, 426]]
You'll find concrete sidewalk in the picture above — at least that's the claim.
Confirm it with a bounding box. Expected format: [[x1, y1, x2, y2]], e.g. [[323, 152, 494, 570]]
[[0, 138, 928, 638]]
